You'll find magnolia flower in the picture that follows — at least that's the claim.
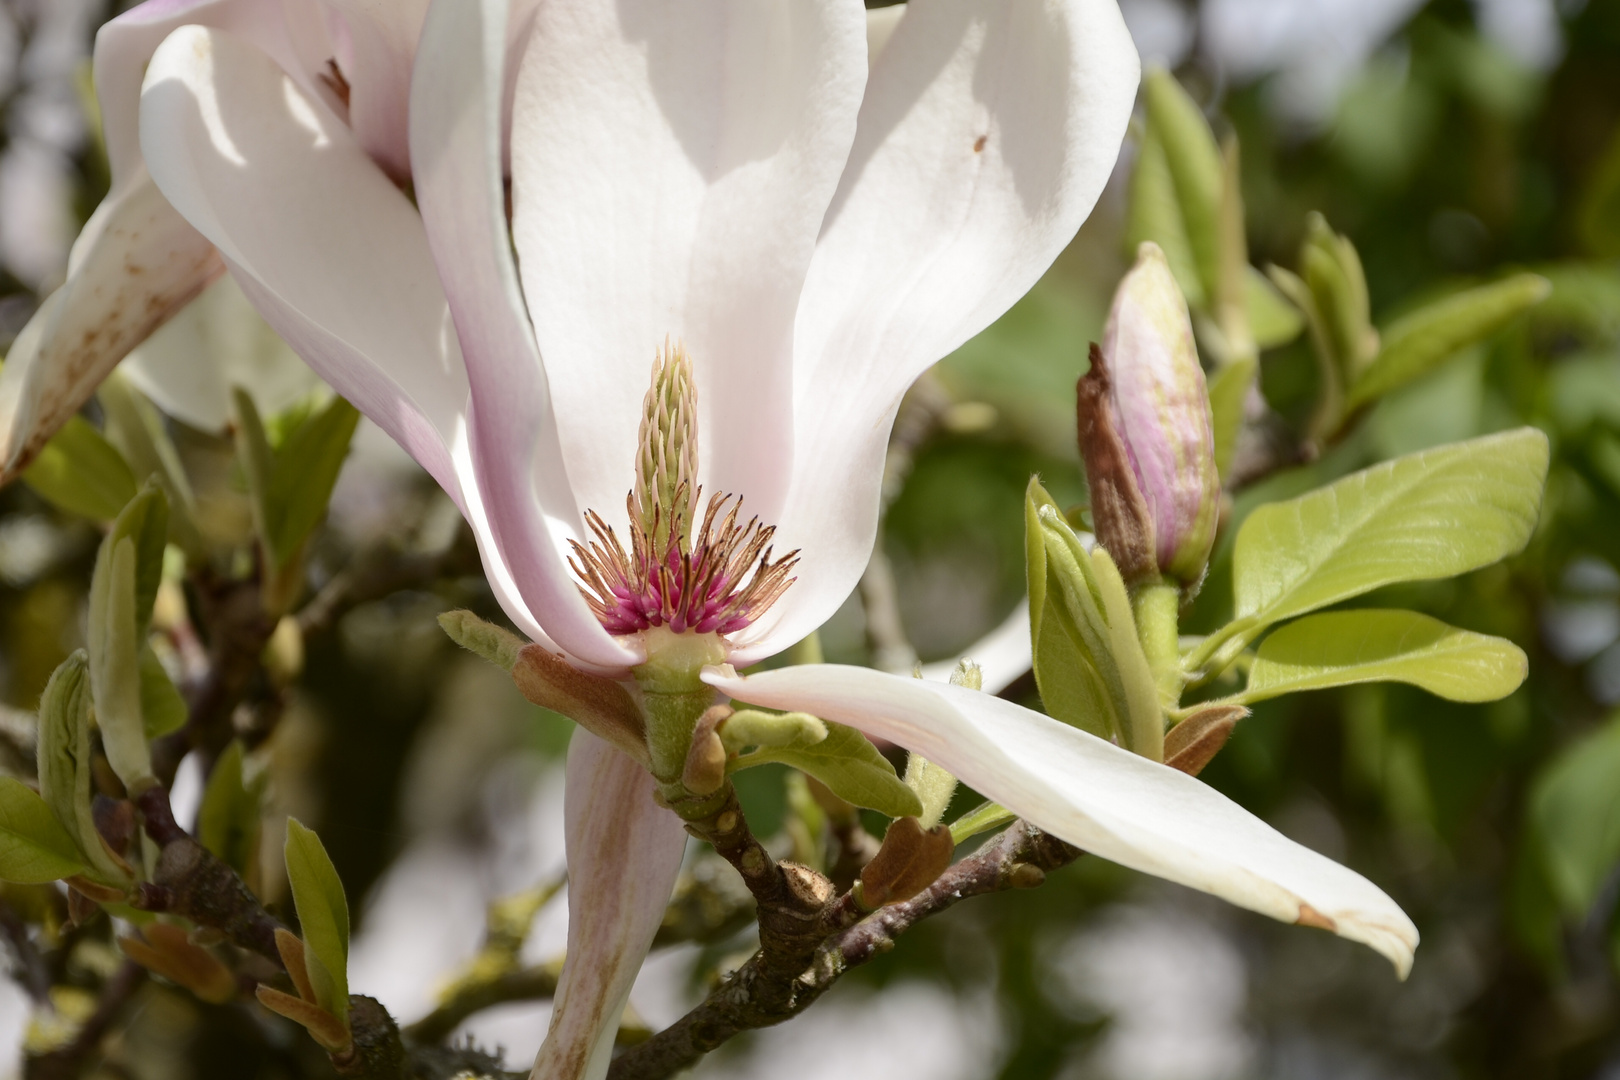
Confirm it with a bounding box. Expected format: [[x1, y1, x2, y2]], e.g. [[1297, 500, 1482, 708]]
[[35, 0, 1418, 1075]]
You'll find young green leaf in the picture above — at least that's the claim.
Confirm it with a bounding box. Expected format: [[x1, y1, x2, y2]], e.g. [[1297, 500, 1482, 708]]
[[283, 819, 350, 1020], [264, 396, 360, 563], [1207, 355, 1257, 485], [0, 776, 89, 884], [105, 485, 170, 634], [1239, 609, 1528, 704], [719, 710, 827, 753], [733, 723, 922, 820], [20, 416, 137, 521], [1347, 274, 1552, 409], [98, 372, 201, 554], [1219, 429, 1548, 660], [1245, 266, 1304, 350], [1142, 68, 1223, 302], [138, 645, 188, 739], [1125, 122, 1205, 309], [1527, 714, 1620, 917], [199, 741, 263, 880], [36, 652, 129, 883], [88, 535, 153, 791]]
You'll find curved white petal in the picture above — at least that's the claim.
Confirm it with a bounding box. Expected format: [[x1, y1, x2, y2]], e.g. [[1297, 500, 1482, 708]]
[[137, 24, 557, 649], [706, 664, 1419, 976], [0, 170, 221, 480], [748, 0, 1140, 656], [533, 730, 685, 1080], [323, 0, 430, 181], [509, 0, 869, 531], [123, 273, 324, 432], [917, 598, 1032, 693], [95, 0, 332, 192], [411, 0, 638, 671]]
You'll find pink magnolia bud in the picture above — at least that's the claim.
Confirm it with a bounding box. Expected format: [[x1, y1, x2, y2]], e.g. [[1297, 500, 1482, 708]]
[[1083, 242, 1219, 590]]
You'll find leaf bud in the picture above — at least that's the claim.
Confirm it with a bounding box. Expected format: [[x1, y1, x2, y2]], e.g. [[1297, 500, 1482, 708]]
[[1080, 242, 1220, 592]]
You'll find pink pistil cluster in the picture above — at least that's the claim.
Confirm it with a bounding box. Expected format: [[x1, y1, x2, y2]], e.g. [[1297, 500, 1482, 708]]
[[569, 489, 798, 637]]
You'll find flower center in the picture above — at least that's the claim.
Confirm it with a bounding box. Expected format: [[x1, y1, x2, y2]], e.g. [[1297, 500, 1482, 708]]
[[568, 343, 798, 637]]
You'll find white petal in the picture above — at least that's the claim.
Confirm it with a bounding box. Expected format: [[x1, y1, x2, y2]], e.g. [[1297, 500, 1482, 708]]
[[122, 272, 324, 432], [508, 0, 869, 531], [706, 664, 1419, 976], [0, 170, 220, 480], [750, 0, 1140, 657], [533, 730, 685, 1080], [917, 598, 1032, 694], [322, 0, 430, 181], [95, 0, 332, 191], [138, 24, 557, 651], [411, 0, 638, 671]]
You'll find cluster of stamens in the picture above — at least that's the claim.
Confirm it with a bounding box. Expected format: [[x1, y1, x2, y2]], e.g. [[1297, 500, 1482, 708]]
[[569, 344, 798, 637]]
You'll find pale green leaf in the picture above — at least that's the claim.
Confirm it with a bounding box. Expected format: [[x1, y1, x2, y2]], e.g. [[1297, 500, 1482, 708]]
[[1231, 429, 1547, 637], [1143, 68, 1223, 301], [438, 610, 525, 671], [1528, 713, 1620, 917], [104, 486, 170, 634], [1348, 274, 1552, 409], [284, 819, 350, 1017], [88, 536, 151, 790], [232, 388, 276, 556], [1125, 123, 1205, 309], [736, 723, 922, 819], [1208, 355, 1257, 486], [1240, 609, 1527, 704], [198, 742, 263, 879], [35, 652, 127, 883], [98, 372, 201, 555], [1245, 266, 1304, 349], [138, 645, 187, 739], [265, 396, 360, 564], [0, 776, 88, 884], [21, 416, 137, 522], [1033, 597, 1115, 741], [720, 710, 827, 753]]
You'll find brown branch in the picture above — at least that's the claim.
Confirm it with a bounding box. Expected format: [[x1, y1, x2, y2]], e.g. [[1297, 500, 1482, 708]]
[[296, 524, 479, 640], [405, 964, 563, 1046], [607, 820, 1077, 1080]]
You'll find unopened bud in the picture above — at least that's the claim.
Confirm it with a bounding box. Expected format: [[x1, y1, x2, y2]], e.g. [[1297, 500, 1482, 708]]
[[855, 816, 954, 910], [1080, 243, 1219, 592], [120, 923, 238, 1004], [1164, 704, 1246, 777], [681, 706, 731, 796]]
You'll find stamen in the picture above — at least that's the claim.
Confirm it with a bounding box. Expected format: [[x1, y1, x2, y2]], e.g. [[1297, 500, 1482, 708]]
[[570, 344, 797, 638]]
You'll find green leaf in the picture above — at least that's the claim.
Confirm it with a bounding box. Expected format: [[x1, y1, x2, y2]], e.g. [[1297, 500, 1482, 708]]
[[232, 388, 277, 553], [1245, 266, 1304, 349], [1207, 354, 1257, 484], [1348, 274, 1552, 409], [1303, 214, 1379, 382], [88, 535, 152, 790], [1143, 68, 1223, 302], [264, 396, 360, 563], [1240, 610, 1528, 705], [283, 819, 350, 1018], [138, 645, 187, 739], [438, 610, 526, 672], [36, 652, 128, 883], [1196, 429, 1549, 673], [0, 777, 89, 884], [1126, 123, 1205, 309], [98, 373, 201, 555], [736, 723, 922, 819], [1528, 713, 1620, 917], [198, 742, 262, 879], [21, 416, 137, 522], [1033, 596, 1115, 741], [105, 486, 170, 634]]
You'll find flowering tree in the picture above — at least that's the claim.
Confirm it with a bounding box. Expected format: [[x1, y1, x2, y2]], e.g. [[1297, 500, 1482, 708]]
[[0, 1, 1587, 1078]]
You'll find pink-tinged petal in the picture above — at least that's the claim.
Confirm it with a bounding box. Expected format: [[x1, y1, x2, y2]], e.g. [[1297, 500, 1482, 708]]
[[534, 730, 685, 1080], [707, 664, 1419, 976], [140, 24, 464, 494], [508, 0, 869, 532], [95, 0, 333, 191], [137, 24, 556, 649], [322, 0, 430, 182], [746, 0, 1141, 657], [123, 272, 323, 432], [0, 171, 222, 480], [917, 599, 1032, 693], [411, 0, 639, 672]]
